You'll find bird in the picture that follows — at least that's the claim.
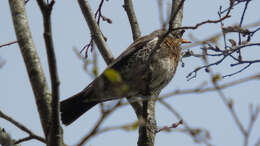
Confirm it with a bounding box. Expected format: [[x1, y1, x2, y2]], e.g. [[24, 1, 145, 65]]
[[60, 29, 191, 125]]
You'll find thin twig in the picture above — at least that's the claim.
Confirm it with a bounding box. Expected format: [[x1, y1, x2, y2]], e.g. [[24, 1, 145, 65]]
[[218, 6, 228, 49], [186, 42, 260, 80], [171, 0, 234, 32], [159, 100, 212, 146], [15, 135, 46, 144], [156, 120, 183, 133], [78, 0, 114, 64], [182, 21, 260, 50], [203, 51, 254, 144], [77, 101, 122, 146], [214, 82, 247, 135], [0, 41, 17, 48], [160, 73, 260, 99], [237, 0, 250, 61], [95, 0, 108, 24], [244, 105, 260, 146], [0, 110, 46, 144], [223, 63, 251, 78], [250, 26, 260, 36], [238, 0, 250, 45]]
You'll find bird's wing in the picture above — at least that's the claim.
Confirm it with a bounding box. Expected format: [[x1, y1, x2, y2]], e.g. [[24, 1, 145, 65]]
[[107, 29, 165, 69], [80, 30, 165, 100]]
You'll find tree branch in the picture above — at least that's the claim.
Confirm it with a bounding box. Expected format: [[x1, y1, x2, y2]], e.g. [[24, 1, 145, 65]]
[[169, 0, 185, 29], [36, 0, 63, 145], [123, 0, 141, 40], [123, 0, 145, 122], [0, 41, 17, 48], [8, 0, 52, 136], [0, 110, 45, 144], [137, 99, 156, 146], [171, 0, 234, 32], [78, 0, 114, 64], [158, 100, 212, 145], [159, 73, 260, 99], [77, 101, 122, 146]]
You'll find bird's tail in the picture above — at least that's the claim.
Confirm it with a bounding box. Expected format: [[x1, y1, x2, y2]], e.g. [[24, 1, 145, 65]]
[[60, 89, 98, 125]]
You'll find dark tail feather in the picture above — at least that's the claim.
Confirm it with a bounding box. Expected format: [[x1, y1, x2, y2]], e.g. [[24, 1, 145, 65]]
[[60, 91, 98, 125]]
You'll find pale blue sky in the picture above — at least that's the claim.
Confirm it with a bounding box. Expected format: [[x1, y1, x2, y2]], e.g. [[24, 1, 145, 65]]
[[1, 0, 260, 146]]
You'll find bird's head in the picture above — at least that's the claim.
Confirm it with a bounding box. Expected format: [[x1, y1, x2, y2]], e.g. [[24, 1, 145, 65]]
[[168, 30, 191, 45]]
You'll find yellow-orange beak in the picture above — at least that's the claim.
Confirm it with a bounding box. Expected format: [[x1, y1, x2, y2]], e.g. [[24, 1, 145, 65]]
[[181, 39, 192, 44]]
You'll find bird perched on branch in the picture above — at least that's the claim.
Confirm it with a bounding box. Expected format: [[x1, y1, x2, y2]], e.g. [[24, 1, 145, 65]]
[[60, 29, 191, 125]]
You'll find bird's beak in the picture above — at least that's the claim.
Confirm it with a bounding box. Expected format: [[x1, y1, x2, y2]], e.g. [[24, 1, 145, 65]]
[[181, 39, 192, 44]]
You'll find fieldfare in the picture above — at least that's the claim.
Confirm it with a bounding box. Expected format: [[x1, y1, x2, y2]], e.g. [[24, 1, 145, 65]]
[[60, 29, 190, 125]]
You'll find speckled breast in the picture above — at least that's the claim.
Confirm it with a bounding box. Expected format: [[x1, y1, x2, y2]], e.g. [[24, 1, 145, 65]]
[[148, 36, 181, 95]]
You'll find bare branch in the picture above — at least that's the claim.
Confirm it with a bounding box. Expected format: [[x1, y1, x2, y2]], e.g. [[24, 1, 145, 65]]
[[214, 82, 247, 135], [169, 0, 185, 29], [8, 0, 52, 136], [223, 63, 251, 78], [78, 0, 114, 64], [238, 0, 251, 45], [123, 0, 141, 40], [156, 120, 183, 133], [15, 136, 33, 145], [95, 0, 112, 25], [0, 110, 45, 144], [122, 0, 144, 119], [157, 0, 165, 28], [113, 73, 260, 107], [158, 100, 212, 145], [77, 101, 122, 146], [171, 0, 234, 32], [160, 73, 260, 99], [122, 0, 145, 126], [251, 26, 260, 36], [0, 41, 17, 48], [244, 105, 260, 146], [223, 26, 251, 35], [218, 7, 228, 49], [199, 51, 259, 146], [185, 43, 260, 80], [36, 0, 63, 145], [80, 0, 112, 58], [137, 99, 156, 146], [181, 21, 260, 50]]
